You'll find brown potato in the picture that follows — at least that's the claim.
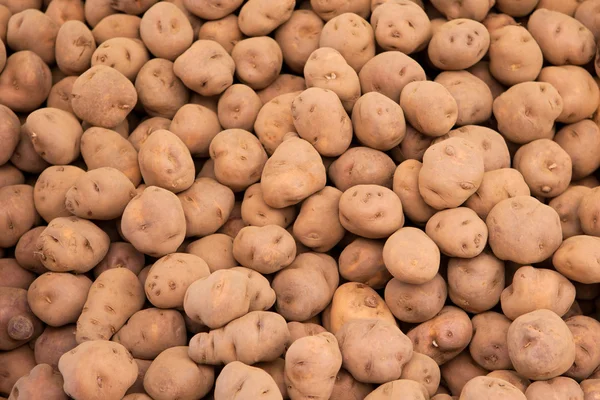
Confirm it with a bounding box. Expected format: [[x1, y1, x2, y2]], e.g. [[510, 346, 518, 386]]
[[400, 352, 440, 397], [241, 183, 296, 228], [218, 200, 247, 238], [555, 120, 600, 180], [181, 0, 244, 20], [186, 234, 237, 273], [24, 108, 82, 165], [0, 105, 19, 165], [392, 160, 436, 225], [0, 51, 52, 113], [0, 287, 44, 351], [528, 8, 595, 66], [214, 361, 282, 400], [254, 91, 298, 154], [426, 208, 488, 259], [495, 0, 539, 17], [128, 117, 172, 151], [553, 235, 600, 284], [108, 0, 157, 14], [432, 0, 494, 20], [419, 137, 485, 210], [0, 164, 24, 189], [15, 227, 47, 275], [217, 84, 261, 131], [139, 2, 193, 61], [198, 14, 244, 54], [34, 325, 77, 369], [564, 316, 600, 380], [383, 227, 439, 284], [339, 238, 392, 289], [385, 274, 447, 323], [91, 37, 148, 82], [578, 187, 600, 237], [0, 4, 10, 42], [467, 61, 506, 100], [121, 186, 186, 257], [351, 92, 406, 151], [339, 184, 404, 239], [54, 20, 95, 76], [470, 312, 512, 371], [91, 14, 141, 43], [575, 0, 600, 41], [330, 368, 374, 400], [45, 0, 84, 26], [0, 258, 35, 290], [329, 147, 396, 192], [440, 351, 488, 396], [428, 19, 490, 70], [0, 185, 38, 248], [33, 165, 85, 223], [169, 105, 220, 157], [238, 0, 294, 36], [7, 9, 58, 64], [400, 80, 457, 137], [47, 76, 77, 115], [525, 377, 583, 400], [93, 241, 145, 278], [364, 379, 429, 400], [275, 10, 323, 74], [84, 0, 117, 28], [460, 376, 526, 400], [493, 81, 563, 144], [434, 71, 493, 127], [257, 73, 306, 104], [233, 225, 296, 274], [232, 36, 283, 90], [371, 1, 431, 54], [10, 127, 50, 173]]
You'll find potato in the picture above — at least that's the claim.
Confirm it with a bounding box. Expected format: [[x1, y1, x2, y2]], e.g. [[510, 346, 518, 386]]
[[232, 36, 282, 90], [108, 0, 156, 14], [329, 147, 395, 193], [210, 128, 268, 192], [385, 274, 447, 323], [254, 91, 298, 154], [47, 76, 77, 114], [467, 61, 506, 100], [383, 227, 439, 284], [0, 345, 36, 396], [0, 51, 52, 113], [112, 309, 186, 360], [564, 316, 600, 380], [0, 106, 19, 165], [426, 208, 488, 259], [304, 47, 361, 112], [371, 1, 431, 54], [408, 306, 473, 365], [33, 165, 85, 223], [528, 9, 595, 66], [513, 139, 572, 198], [145, 253, 210, 309], [238, 0, 294, 37], [27, 272, 92, 327], [91, 37, 148, 82], [0, 164, 23, 191], [539, 66, 599, 124], [0, 287, 44, 351], [218, 200, 247, 238], [581, 379, 600, 398], [189, 311, 289, 365], [24, 108, 82, 165], [440, 351, 488, 396], [579, 187, 600, 237], [14, 227, 47, 275], [493, 82, 563, 144], [261, 134, 326, 208], [469, 312, 512, 371], [495, 0, 539, 17], [460, 376, 526, 400], [0, 5, 10, 42], [399, 81, 457, 137], [174, 40, 235, 96], [398, 352, 440, 397], [431, 0, 494, 20], [286, 322, 327, 348], [508, 309, 576, 380], [10, 127, 50, 174], [486, 370, 530, 393], [0, 184, 39, 249], [428, 19, 490, 70], [121, 186, 186, 257], [419, 137, 485, 210], [215, 361, 282, 400], [91, 14, 141, 43], [128, 117, 171, 151], [84, 0, 117, 28], [217, 84, 261, 131], [575, 0, 600, 41], [553, 235, 600, 284], [182, 0, 243, 20], [330, 368, 374, 400], [351, 92, 406, 151], [0, 259, 35, 290], [328, 282, 396, 334], [9, 363, 67, 400], [197, 14, 243, 54], [364, 379, 429, 400], [272, 252, 339, 321], [241, 183, 296, 228], [93, 241, 145, 278], [71, 65, 136, 128], [233, 225, 296, 274], [7, 9, 58, 64], [438, 126, 510, 172], [59, 341, 139, 400], [55, 22, 94, 76], [392, 160, 436, 225], [257, 74, 305, 104], [555, 120, 600, 180], [339, 184, 404, 239], [80, 127, 141, 186], [320, 13, 375, 73], [275, 10, 323, 74], [284, 332, 342, 400], [339, 238, 391, 289], [487, 196, 562, 264], [434, 71, 493, 127], [524, 377, 583, 400], [255, 358, 289, 399]]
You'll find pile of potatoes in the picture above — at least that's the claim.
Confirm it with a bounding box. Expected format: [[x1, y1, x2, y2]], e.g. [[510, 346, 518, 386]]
[[4, 0, 600, 399]]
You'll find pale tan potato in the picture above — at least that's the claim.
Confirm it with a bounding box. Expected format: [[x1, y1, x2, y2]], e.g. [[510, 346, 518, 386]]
[[426, 207, 487, 258], [91, 37, 148, 82], [383, 227, 439, 284], [182, 0, 244, 20], [217, 84, 261, 131], [470, 312, 513, 371], [467, 61, 506, 99], [525, 377, 583, 400], [91, 14, 141, 44], [169, 104, 220, 157], [528, 8, 595, 66], [400, 352, 440, 397], [84, 0, 117, 28], [257, 74, 306, 104], [0, 105, 19, 166], [495, 0, 539, 17], [304, 47, 361, 112], [431, 0, 494, 20], [460, 376, 526, 400], [311, 0, 370, 21], [392, 160, 436, 225], [198, 14, 244, 54], [549, 185, 591, 239], [553, 235, 600, 284], [33, 165, 85, 223], [24, 108, 82, 165], [555, 120, 600, 180], [55, 20, 96, 76], [400, 80, 458, 137], [339, 238, 392, 289], [365, 379, 429, 400], [233, 225, 296, 274], [238, 0, 294, 36], [329, 147, 396, 192], [128, 118, 171, 151], [434, 71, 493, 127], [385, 274, 446, 324], [254, 91, 299, 155], [428, 19, 490, 70], [575, 0, 600, 41], [139, 2, 193, 61], [0, 5, 10, 43], [109, 0, 157, 15], [47, 76, 77, 115], [371, 1, 431, 54], [0, 164, 24, 189], [186, 234, 236, 273], [7, 9, 59, 64], [275, 10, 323, 74], [241, 183, 296, 228], [135, 58, 189, 119], [351, 92, 406, 151], [231, 36, 283, 91], [215, 361, 282, 400], [291, 87, 352, 157], [578, 187, 600, 237], [0, 51, 52, 113], [440, 351, 488, 396]]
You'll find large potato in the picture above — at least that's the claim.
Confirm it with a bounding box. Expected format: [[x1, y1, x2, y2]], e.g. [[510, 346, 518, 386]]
[[135, 59, 190, 119], [329, 147, 396, 192], [0, 51, 52, 113], [428, 19, 490, 70], [400, 352, 440, 397], [24, 108, 82, 165], [275, 10, 323, 74], [371, 1, 431, 54], [400, 80, 457, 137], [352, 92, 406, 151], [385, 274, 447, 323], [553, 235, 600, 284], [383, 227, 439, 284], [140, 2, 193, 61]]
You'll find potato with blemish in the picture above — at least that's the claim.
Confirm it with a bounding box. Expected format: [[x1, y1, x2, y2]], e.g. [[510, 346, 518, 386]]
[[9, 363, 68, 400], [275, 10, 323, 74], [339, 184, 404, 239], [233, 225, 296, 274], [407, 306, 473, 365], [254, 91, 298, 154], [578, 187, 600, 237], [507, 309, 576, 380], [329, 147, 396, 192], [371, 1, 431, 54], [33, 165, 85, 223], [426, 208, 487, 259], [434, 71, 493, 127], [440, 351, 488, 396], [0, 51, 52, 113], [351, 92, 406, 151], [139, 2, 193, 61], [241, 183, 296, 228], [428, 19, 490, 70], [339, 238, 392, 289], [217, 84, 262, 131], [55, 21, 96, 76], [553, 235, 600, 284], [198, 14, 244, 54], [184, 267, 275, 329], [232, 36, 283, 90], [121, 186, 186, 257], [364, 379, 429, 400], [7, 9, 59, 64], [304, 48, 362, 113], [0, 288, 44, 351], [238, 0, 294, 36], [528, 8, 595, 66], [215, 361, 283, 400], [469, 312, 512, 371], [145, 253, 210, 309], [383, 227, 439, 284], [400, 81, 458, 137], [27, 272, 92, 327], [385, 274, 447, 324]]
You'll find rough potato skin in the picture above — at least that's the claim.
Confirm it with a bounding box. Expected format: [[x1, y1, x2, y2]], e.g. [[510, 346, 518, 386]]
[[507, 309, 576, 380], [7, 9, 59, 64], [383, 227, 439, 284], [553, 235, 600, 284], [9, 363, 68, 400], [285, 332, 342, 400], [385, 274, 447, 324], [58, 341, 138, 400], [0, 287, 44, 351], [330, 147, 396, 192], [460, 376, 526, 400]]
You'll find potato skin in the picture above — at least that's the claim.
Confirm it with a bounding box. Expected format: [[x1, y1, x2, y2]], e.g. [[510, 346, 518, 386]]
[[400, 81, 457, 137], [330, 147, 396, 192], [364, 379, 429, 400], [275, 10, 323, 74], [0, 105, 19, 165], [555, 120, 600, 180], [257, 73, 306, 104], [9, 363, 67, 400], [578, 187, 600, 237], [440, 351, 488, 396], [33, 165, 85, 223], [352, 92, 406, 151], [553, 235, 600, 284], [330, 368, 374, 400], [339, 238, 392, 289], [182, 0, 244, 20], [7, 9, 59, 64], [169, 103, 221, 157], [524, 377, 583, 400], [217, 84, 261, 131], [232, 36, 283, 90], [215, 361, 283, 400], [241, 183, 297, 228], [383, 227, 439, 284], [460, 376, 526, 400], [238, 0, 294, 36], [93, 241, 145, 278], [0, 287, 44, 351], [400, 352, 440, 397], [385, 274, 447, 324], [470, 312, 512, 371], [564, 316, 600, 380], [198, 14, 244, 54], [371, 1, 431, 54], [233, 225, 296, 274], [0, 51, 52, 113], [91, 14, 141, 42], [426, 208, 488, 259], [0, 259, 35, 290], [428, 19, 490, 70], [0, 185, 38, 249], [139, 2, 193, 61]]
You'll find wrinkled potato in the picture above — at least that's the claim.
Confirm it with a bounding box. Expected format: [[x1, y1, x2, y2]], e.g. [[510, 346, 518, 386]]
[[275, 10, 323, 74], [470, 312, 512, 371], [55, 21, 96, 76], [434, 71, 493, 127], [197, 14, 244, 54], [385, 274, 447, 324], [352, 92, 406, 151], [329, 147, 396, 192], [400, 80, 457, 137], [428, 19, 490, 70], [383, 227, 439, 284], [139, 2, 193, 61], [0, 51, 52, 113], [553, 235, 600, 284], [426, 208, 488, 259], [371, 1, 431, 54]]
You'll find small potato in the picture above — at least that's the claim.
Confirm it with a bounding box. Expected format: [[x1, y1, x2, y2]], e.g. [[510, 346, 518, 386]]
[[579, 187, 600, 236], [260, 135, 326, 208], [238, 0, 294, 36], [33, 165, 85, 223], [339, 184, 404, 239], [138, 129, 194, 193], [385, 274, 447, 323], [136, 60, 189, 118], [59, 341, 138, 400], [215, 361, 283, 400], [555, 120, 600, 180], [145, 253, 210, 309], [0, 105, 19, 165], [254, 91, 298, 154], [365, 379, 429, 400], [257, 74, 306, 104], [304, 47, 361, 112], [434, 71, 493, 127], [407, 306, 473, 365], [470, 312, 512, 371], [400, 352, 440, 397], [217, 84, 261, 131], [232, 36, 283, 90], [565, 316, 600, 380], [351, 92, 406, 151], [400, 81, 457, 137], [492, 82, 563, 144], [121, 186, 186, 257], [336, 319, 413, 384], [93, 242, 145, 278], [84, 0, 117, 28], [174, 40, 235, 96], [383, 227, 439, 284], [525, 377, 583, 400], [553, 235, 600, 284], [487, 370, 530, 393], [65, 167, 136, 220], [528, 9, 595, 66], [139, 2, 193, 61], [198, 14, 244, 54], [7, 9, 58, 64], [495, 0, 538, 17], [392, 160, 436, 225], [431, 0, 494, 21], [426, 208, 488, 258], [182, 0, 244, 20], [419, 137, 485, 210], [550, 186, 592, 239], [292, 87, 352, 156], [513, 139, 572, 198], [448, 251, 504, 313], [233, 225, 296, 274], [91, 14, 141, 43], [428, 19, 490, 70], [339, 238, 392, 289], [371, 1, 431, 54], [169, 104, 220, 157], [440, 351, 488, 396], [488, 25, 543, 86], [25, 108, 82, 165], [80, 127, 141, 186], [108, 0, 157, 14], [538, 66, 599, 124], [27, 272, 92, 327], [91, 37, 148, 81], [55, 21, 96, 76], [275, 10, 323, 74], [329, 147, 396, 192], [0, 287, 44, 351], [460, 376, 526, 400], [0, 51, 52, 113], [71, 65, 137, 128], [486, 196, 563, 264], [210, 128, 268, 192], [507, 309, 576, 380], [47, 76, 77, 114], [320, 13, 375, 73], [467, 61, 506, 99], [0, 184, 38, 247]]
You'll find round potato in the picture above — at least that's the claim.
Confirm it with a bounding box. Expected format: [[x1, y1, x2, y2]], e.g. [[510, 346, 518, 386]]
[[7, 9, 59, 64], [467, 61, 506, 99], [34, 165, 85, 223], [575, 0, 600, 41], [135, 58, 189, 119], [275, 10, 323, 74], [233, 224, 296, 274], [339, 238, 392, 289], [553, 235, 600, 284], [400, 352, 440, 397], [385, 274, 447, 324], [217, 84, 261, 131], [0, 105, 19, 166], [197, 14, 244, 54], [47, 76, 77, 115], [550, 185, 592, 239], [168, 104, 220, 157], [0, 163, 24, 189], [186, 234, 237, 273], [525, 377, 583, 400], [470, 312, 512, 371], [25, 108, 82, 165], [383, 227, 439, 284], [426, 207, 487, 259], [55, 20, 96, 76], [351, 92, 406, 151], [329, 147, 396, 192], [428, 19, 490, 70], [232, 36, 283, 90], [434, 71, 493, 127], [392, 160, 436, 225], [400, 80, 458, 137], [0, 51, 52, 113], [0, 184, 38, 248], [139, 2, 193, 61], [371, 1, 431, 54]]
